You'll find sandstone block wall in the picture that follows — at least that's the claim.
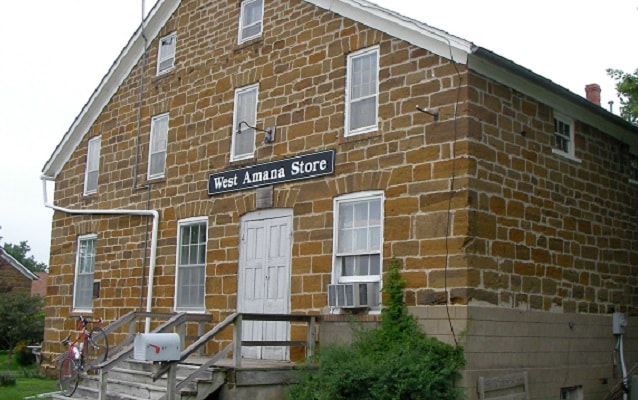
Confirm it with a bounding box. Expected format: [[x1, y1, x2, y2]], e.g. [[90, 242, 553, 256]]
[[43, 0, 638, 383]]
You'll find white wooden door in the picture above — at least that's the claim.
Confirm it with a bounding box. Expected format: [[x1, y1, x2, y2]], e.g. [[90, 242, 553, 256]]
[[239, 211, 292, 361]]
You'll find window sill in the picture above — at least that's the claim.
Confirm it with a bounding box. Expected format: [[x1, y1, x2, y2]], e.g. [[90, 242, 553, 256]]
[[629, 179, 638, 186], [152, 70, 175, 85], [174, 308, 206, 314], [552, 148, 582, 163], [339, 129, 381, 145], [234, 37, 263, 53], [144, 176, 166, 185], [70, 309, 93, 316]]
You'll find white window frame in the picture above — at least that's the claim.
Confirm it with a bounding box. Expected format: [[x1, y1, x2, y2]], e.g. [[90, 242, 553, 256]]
[[148, 113, 169, 180], [345, 46, 379, 137], [157, 32, 176, 75], [73, 234, 97, 312], [238, 0, 264, 44], [175, 217, 208, 312], [552, 112, 579, 161], [231, 84, 259, 162], [84, 136, 101, 195], [332, 191, 384, 287]]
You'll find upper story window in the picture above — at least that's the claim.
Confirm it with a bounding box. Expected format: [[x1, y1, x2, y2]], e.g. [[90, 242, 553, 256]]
[[157, 32, 176, 75], [231, 84, 258, 161], [175, 218, 207, 312], [73, 234, 96, 311], [84, 136, 101, 195], [148, 113, 169, 180], [553, 112, 576, 159], [238, 0, 264, 44], [345, 46, 379, 137]]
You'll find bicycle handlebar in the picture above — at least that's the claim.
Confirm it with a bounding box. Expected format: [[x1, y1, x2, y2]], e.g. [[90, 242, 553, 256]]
[[74, 316, 103, 329]]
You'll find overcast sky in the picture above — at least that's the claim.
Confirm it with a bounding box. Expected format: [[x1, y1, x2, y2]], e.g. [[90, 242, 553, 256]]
[[0, 0, 636, 265]]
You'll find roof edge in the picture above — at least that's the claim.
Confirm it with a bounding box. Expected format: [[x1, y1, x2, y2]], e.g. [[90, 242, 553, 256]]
[[469, 47, 638, 153], [42, 0, 182, 179], [0, 248, 39, 281], [306, 0, 473, 64]]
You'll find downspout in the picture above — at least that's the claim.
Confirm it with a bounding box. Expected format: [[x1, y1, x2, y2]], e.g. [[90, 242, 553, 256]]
[[41, 176, 158, 333]]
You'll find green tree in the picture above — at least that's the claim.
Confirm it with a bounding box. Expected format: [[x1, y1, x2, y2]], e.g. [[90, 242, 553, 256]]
[[3, 241, 47, 273], [287, 259, 465, 400], [0, 292, 44, 368], [607, 68, 638, 124]]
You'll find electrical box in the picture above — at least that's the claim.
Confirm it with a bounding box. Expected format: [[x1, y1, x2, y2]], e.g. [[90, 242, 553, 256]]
[[613, 312, 627, 335], [133, 333, 181, 362]]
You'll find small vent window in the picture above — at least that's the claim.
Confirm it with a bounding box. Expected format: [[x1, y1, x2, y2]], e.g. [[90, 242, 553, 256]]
[[157, 33, 176, 75]]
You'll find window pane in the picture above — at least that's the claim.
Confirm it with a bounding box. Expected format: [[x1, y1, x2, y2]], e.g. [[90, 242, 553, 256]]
[[240, 0, 263, 41], [85, 137, 101, 194], [233, 87, 257, 159], [177, 221, 206, 309], [149, 115, 169, 178], [75, 237, 96, 309], [350, 97, 376, 131]]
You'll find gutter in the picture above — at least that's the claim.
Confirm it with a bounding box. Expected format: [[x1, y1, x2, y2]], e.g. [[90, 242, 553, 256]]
[[41, 176, 158, 333]]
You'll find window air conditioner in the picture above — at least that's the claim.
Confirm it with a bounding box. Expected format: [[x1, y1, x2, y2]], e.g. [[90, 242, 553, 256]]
[[328, 282, 376, 308]]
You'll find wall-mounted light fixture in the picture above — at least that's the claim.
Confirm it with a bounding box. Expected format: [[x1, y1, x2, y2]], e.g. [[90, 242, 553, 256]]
[[416, 105, 439, 121], [237, 120, 276, 143]]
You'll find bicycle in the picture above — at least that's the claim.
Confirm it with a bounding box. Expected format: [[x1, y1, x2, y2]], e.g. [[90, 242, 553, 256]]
[[57, 316, 109, 397]]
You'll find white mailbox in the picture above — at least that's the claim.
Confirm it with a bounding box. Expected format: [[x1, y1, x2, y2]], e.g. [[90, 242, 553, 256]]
[[133, 333, 181, 362]]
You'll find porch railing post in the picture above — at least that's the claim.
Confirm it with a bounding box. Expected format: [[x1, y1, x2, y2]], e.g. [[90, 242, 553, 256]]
[[198, 321, 205, 355], [307, 316, 316, 361], [233, 314, 243, 368], [166, 363, 177, 400], [98, 369, 108, 400]]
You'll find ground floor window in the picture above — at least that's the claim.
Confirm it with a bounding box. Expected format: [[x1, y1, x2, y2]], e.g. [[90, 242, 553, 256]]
[[175, 218, 207, 311], [73, 234, 96, 311], [332, 191, 383, 308]]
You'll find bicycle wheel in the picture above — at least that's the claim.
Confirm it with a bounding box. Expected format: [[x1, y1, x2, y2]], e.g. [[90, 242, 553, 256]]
[[85, 326, 109, 368], [58, 354, 79, 397]]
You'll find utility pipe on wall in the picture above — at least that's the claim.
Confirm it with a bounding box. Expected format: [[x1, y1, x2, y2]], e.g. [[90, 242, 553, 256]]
[[41, 176, 158, 333]]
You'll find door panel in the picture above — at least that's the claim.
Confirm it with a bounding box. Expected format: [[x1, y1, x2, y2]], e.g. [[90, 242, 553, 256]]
[[239, 213, 292, 361]]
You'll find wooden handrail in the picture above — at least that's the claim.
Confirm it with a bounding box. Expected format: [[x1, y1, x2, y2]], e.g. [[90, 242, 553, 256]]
[[92, 312, 317, 400]]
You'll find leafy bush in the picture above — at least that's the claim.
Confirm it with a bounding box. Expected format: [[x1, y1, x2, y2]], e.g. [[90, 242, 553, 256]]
[[287, 259, 465, 400], [0, 292, 44, 368], [14, 342, 36, 367]]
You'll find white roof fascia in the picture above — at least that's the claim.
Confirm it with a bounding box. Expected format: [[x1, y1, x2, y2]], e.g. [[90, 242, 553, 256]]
[[0, 249, 39, 281], [468, 51, 638, 154], [42, 0, 181, 180], [306, 0, 473, 64]]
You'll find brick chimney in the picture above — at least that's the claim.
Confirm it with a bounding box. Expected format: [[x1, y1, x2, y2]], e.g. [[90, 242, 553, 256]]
[[585, 83, 601, 106]]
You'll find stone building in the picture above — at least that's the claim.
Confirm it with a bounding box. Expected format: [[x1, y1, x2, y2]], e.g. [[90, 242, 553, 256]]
[[41, 0, 638, 398], [0, 247, 39, 293]]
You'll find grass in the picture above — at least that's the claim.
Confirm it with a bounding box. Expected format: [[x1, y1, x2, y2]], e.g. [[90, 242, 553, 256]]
[[0, 350, 59, 400]]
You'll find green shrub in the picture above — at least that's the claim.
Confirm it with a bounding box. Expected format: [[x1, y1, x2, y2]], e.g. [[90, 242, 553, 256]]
[[287, 259, 465, 400], [14, 342, 36, 367], [0, 373, 16, 387]]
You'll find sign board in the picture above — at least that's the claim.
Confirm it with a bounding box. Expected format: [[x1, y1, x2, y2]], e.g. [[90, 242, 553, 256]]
[[208, 150, 335, 195]]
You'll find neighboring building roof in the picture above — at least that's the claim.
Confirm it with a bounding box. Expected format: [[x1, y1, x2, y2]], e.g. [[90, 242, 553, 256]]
[[0, 247, 39, 281], [41, 0, 638, 179]]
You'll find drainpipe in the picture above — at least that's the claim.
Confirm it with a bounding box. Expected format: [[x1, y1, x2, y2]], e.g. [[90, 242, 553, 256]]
[[41, 176, 158, 333]]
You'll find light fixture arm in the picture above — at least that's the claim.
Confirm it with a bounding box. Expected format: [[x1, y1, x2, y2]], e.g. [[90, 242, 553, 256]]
[[237, 120, 276, 143]]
